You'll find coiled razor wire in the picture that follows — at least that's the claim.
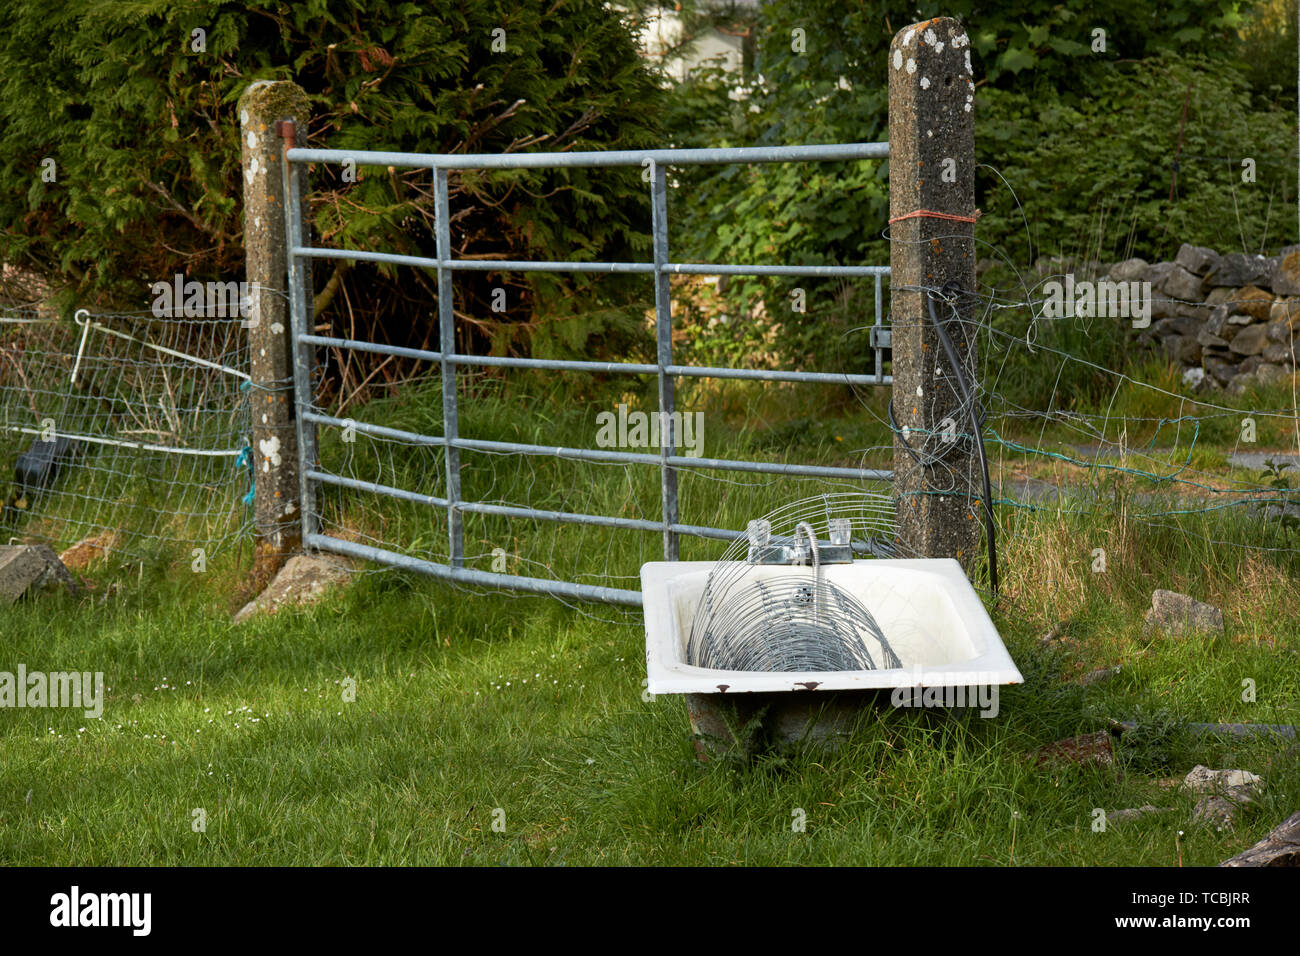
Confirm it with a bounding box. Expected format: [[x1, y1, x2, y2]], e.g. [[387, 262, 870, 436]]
[[687, 572, 901, 672], [686, 494, 909, 672]]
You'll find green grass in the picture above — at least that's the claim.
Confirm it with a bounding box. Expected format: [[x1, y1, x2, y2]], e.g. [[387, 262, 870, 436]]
[[3, 364, 1299, 866], [2, 493, 1298, 866]]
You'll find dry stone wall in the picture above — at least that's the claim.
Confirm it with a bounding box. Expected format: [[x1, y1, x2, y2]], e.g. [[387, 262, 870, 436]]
[[1116, 244, 1300, 394]]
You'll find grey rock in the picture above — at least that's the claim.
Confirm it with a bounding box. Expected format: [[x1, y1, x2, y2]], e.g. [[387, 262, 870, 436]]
[[1182, 367, 1207, 389], [1162, 264, 1206, 302], [1238, 355, 1265, 376], [1203, 356, 1239, 385], [1220, 808, 1300, 867], [1175, 243, 1221, 276], [1080, 664, 1122, 686], [1263, 342, 1294, 365], [1151, 315, 1197, 338], [1160, 335, 1200, 365], [1266, 320, 1293, 343], [0, 545, 77, 604], [1185, 765, 1262, 801], [1210, 252, 1273, 288], [234, 553, 354, 623], [1195, 795, 1239, 831], [1144, 589, 1224, 635], [1110, 257, 1149, 282], [1206, 286, 1243, 307], [1230, 323, 1270, 356], [1154, 314, 1199, 337], [1205, 305, 1235, 339], [1196, 329, 1229, 348], [1108, 805, 1173, 825], [1143, 261, 1175, 286], [1256, 362, 1290, 385], [1270, 244, 1300, 295], [1150, 293, 1180, 320], [1174, 301, 1212, 322]]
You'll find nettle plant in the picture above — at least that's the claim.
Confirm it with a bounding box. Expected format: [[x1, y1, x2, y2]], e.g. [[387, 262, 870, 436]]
[[1260, 458, 1300, 540]]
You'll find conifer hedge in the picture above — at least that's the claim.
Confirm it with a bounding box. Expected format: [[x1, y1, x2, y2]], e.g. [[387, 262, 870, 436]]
[[0, 0, 665, 370]]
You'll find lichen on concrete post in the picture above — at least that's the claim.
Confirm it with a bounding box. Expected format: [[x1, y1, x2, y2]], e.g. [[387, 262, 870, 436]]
[[238, 80, 311, 585], [887, 18, 981, 573]]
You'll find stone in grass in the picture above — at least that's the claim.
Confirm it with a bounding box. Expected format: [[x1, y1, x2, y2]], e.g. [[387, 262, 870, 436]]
[[233, 553, 353, 623], [1254, 362, 1291, 386], [0, 544, 78, 604], [1033, 730, 1113, 767], [1107, 805, 1173, 825], [1202, 356, 1238, 386], [1185, 766, 1262, 834], [1143, 590, 1224, 636], [1038, 621, 1072, 647], [1079, 664, 1121, 686], [1220, 809, 1300, 866], [1195, 795, 1240, 832], [1183, 765, 1263, 798]]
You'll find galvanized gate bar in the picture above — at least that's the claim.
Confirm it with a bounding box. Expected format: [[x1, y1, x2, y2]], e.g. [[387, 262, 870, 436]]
[[299, 335, 889, 385], [306, 471, 867, 552], [297, 335, 883, 382], [650, 160, 678, 561], [308, 532, 644, 606], [302, 410, 891, 479], [287, 141, 888, 170], [281, 137, 318, 546], [294, 244, 889, 278], [284, 139, 892, 604], [875, 274, 884, 383], [433, 167, 464, 567]]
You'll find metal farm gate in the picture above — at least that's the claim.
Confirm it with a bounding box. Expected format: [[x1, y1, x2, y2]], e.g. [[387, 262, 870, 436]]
[[279, 142, 892, 605]]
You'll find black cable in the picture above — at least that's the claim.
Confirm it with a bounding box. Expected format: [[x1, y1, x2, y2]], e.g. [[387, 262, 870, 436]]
[[928, 283, 998, 598]]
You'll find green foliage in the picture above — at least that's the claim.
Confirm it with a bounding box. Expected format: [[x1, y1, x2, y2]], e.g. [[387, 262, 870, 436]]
[[1238, 0, 1298, 113], [662, 0, 1283, 372], [0, 0, 664, 363], [1260, 458, 1300, 540], [978, 53, 1297, 268], [1118, 706, 1193, 773]]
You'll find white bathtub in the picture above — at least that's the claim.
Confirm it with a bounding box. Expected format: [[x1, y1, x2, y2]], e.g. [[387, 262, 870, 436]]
[[642, 558, 1023, 696]]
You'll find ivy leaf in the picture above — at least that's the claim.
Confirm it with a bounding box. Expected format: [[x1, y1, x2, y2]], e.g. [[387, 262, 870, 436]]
[[1048, 38, 1090, 56], [998, 45, 1038, 74], [1025, 25, 1051, 47], [973, 30, 999, 57]]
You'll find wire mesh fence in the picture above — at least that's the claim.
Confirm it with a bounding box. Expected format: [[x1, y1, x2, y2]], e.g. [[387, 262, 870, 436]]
[[0, 306, 252, 563]]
